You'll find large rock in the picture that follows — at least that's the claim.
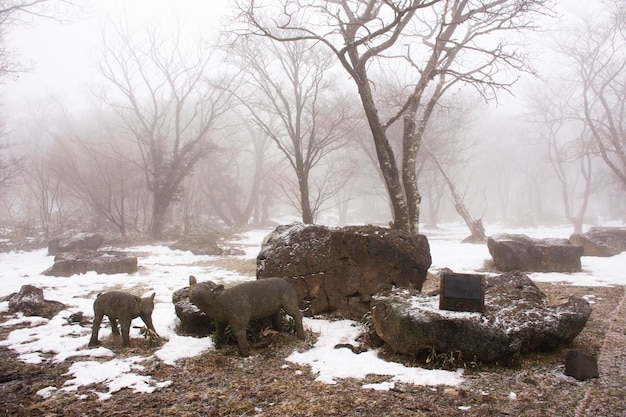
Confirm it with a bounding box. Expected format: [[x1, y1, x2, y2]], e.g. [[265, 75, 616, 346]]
[[569, 227, 626, 257], [47, 231, 104, 256], [172, 286, 214, 336], [42, 249, 138, 277], [371, 272, 591, 365], [257, 223, 431, 319], [487, 233, 583, 272], [8, 285, 66, 319]]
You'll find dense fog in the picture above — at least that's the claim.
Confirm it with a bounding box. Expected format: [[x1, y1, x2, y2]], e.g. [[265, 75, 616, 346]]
[[0, 0, 624, 242]]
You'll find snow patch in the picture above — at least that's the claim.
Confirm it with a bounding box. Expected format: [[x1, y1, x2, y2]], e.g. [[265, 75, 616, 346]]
[[286, 318, 464, 388], [0, 222, 623, 401]]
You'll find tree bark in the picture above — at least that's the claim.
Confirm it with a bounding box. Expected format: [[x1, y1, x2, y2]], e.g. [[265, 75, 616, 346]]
[[356, 68, 411, 231]]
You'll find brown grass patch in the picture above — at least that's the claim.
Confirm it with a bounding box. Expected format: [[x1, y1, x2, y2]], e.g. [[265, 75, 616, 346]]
[[1, 283, 624, 416]]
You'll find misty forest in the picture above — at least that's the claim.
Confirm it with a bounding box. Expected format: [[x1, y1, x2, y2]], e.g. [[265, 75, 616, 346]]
[[1, 1, 626, 416], [0, 0, 623, 245]]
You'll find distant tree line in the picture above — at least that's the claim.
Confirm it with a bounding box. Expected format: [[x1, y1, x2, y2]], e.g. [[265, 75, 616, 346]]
[[0, 0, 624, 243]]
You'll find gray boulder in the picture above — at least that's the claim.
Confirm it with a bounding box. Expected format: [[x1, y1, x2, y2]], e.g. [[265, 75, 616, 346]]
[[569, 227, 626, 257], [487, 233, 583, 272], [8, 285, 66, 319], [257, 223, 431, 319], [371, 271, 591, 365], [172, 286, 214, 336], [48, 231, 104, 256], [42, 249, 138, 277]]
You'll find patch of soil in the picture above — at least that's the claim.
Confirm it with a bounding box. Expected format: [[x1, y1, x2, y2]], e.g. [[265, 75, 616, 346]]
[[1, 283, 625, 417]]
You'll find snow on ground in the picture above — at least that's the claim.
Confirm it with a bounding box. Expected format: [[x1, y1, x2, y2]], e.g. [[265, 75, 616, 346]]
[[0, 223, 624, 400]]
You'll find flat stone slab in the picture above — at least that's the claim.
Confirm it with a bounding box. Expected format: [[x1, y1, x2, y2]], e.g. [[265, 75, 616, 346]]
[[42, 249, 138, 277], [487, 233, 583, 272], [371, 271, 592, 365]]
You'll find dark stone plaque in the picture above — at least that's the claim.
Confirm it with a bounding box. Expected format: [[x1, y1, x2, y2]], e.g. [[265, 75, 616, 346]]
[[439, 273, 485, 313]]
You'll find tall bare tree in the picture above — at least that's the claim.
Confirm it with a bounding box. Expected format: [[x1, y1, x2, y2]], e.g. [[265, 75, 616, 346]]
[[229, 37, 356, 224], [200, 119, 275, 228], [49, 119, 146, 238], [235, 0, 551, 232], [563, 4, 626, 188], [525, 80, 594, 233], [0, 0, 77, 192], [97, 22, 231, 237]]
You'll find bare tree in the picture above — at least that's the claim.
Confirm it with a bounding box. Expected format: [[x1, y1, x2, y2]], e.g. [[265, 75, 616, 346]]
[[97, 22, 232, 238], [524, 79, 595, 233], [23, 143, 66, 238], [200, 121, 276, 228], [49, 124, 146, 238], [0, 0, 77, 192], [234, 0, 551, 232], [229, 37, 356, 224], [563, 4, 626, 188]]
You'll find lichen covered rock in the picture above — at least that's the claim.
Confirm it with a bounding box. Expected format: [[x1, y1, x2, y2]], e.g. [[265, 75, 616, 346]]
[[8, 285, 66, 319], [257, 223, 431, 319], [172, 286, 214, 336], [487, 234, 583, 272], [569, 227, 626, 257], [371, 272, 592, 365]]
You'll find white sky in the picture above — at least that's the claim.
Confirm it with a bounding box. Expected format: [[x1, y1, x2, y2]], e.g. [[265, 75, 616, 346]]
[[0, 0, 601, 122], [2, 0, 233, 119]]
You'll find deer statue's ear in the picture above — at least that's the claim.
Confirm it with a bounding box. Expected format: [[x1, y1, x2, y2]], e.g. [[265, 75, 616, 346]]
[[212, 284, 225, 295], [189, 275, 197, 286], [150, 292, 156, 300]]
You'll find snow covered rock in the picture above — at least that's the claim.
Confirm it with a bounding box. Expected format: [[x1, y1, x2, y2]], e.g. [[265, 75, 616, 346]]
[[42, 249, 138, 277], [47, 230, 104, 256], [257, 223, 431, 319], [569, 227, 626, 257], [487, 233, 583, 272], [7, 285, 66, 319], [172, 286, 215, 336], [371, 272, 591, 365]]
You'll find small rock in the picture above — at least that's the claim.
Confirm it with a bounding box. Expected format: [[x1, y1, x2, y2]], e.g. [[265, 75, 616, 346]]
[[565, 350, 599, 381], [172, 287, 214, 335], [8, 285, 66, 319]]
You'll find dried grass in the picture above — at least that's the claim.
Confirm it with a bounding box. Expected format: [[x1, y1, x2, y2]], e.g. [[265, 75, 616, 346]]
[[1, 284, 624, 416]]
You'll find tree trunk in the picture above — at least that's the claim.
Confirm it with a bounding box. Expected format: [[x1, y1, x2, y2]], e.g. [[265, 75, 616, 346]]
[[298, 173, 314, 224], [356, 69, 410, 231], [151, 191, 169, 239], [402, 114, 421, 233], [426, 144, 485, 243]]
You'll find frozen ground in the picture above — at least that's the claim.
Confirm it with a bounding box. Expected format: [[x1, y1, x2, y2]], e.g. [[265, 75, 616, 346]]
[[0, 222, 624, 401]]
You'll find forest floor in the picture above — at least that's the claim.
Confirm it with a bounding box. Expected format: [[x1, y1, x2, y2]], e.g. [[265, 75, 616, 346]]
[[1, 275, 625, 417]]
